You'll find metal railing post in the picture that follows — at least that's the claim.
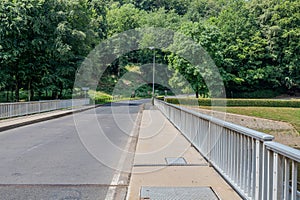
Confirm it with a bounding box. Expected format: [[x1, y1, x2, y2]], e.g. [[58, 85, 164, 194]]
[[153, 99, 300, 200], [0, 98, 87, 120]]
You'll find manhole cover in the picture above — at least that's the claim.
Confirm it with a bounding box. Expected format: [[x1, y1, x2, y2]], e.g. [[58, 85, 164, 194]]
[[165, 157, 187, 166], [140, 187, 219, 200], [141, 187, 219, 200]]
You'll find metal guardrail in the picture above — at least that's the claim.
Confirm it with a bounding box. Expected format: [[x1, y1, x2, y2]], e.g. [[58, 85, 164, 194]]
[[155, 99, 300, 200], [0, 99, 89, 119]]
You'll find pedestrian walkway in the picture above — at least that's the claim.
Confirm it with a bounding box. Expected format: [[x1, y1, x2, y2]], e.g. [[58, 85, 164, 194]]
[[126, 106, 241, 199], [0, 105, 95, 132]]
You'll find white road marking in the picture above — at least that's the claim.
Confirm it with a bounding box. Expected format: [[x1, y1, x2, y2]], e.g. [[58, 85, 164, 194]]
[[26, 143, 44, 152], [22, 136, 63, 155], [104, 109, 142, 200]]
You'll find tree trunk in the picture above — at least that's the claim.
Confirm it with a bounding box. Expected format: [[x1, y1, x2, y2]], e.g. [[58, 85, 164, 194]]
[[28, 81, 31, 101], [195, 85, 199, 98], [6, 90, 9, 102], [52, 90, 58, 99], [15, 81, 19, 102], [28, 80, 34, 101], [14, 63, 20, 102], [59, 88, 63, 99], [38, 91, 42, 100], [11, 89, 14, 102], [30, 89, 34, 101]]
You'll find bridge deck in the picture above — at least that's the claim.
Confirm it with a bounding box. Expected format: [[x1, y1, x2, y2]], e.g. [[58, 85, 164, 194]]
[[127, 107, 241, 199]]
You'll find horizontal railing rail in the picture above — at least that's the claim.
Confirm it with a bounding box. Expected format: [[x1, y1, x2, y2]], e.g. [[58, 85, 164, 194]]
[[155, 99, 300, 200], [0, 99, 89, 119]]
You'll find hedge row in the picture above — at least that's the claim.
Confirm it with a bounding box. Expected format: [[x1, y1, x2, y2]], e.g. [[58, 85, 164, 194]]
[[94, 97, 113, 104], [164, 98, 300, 108], [94, 97, 141, 104]]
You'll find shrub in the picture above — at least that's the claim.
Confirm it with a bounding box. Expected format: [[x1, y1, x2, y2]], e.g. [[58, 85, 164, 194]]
[[164, 98, 300, 108], [89, 90, 112, 104]]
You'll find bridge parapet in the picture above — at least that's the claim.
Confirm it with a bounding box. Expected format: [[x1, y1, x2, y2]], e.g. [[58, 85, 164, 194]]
[[155, 99, 300, 200], [0, 99, 89, 119]]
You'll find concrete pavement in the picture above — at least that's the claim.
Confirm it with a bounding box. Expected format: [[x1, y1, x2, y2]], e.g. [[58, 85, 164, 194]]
[[126, 105, 242, 200]]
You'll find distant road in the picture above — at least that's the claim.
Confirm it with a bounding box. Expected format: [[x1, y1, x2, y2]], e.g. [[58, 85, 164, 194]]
[[0, 99, 147, 200]]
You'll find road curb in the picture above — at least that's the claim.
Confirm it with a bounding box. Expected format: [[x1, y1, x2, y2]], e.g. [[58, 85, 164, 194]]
[[125, 104, 146, 200]]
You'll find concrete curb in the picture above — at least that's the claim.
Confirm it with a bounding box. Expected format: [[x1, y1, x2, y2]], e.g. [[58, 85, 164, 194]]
[[0, 105, 99, 132], [105, 103, 145, 200]]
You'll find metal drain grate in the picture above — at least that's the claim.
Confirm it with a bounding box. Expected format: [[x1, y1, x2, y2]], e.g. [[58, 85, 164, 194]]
[[165, 157, 187, 166], [140, 186, 219, 200]]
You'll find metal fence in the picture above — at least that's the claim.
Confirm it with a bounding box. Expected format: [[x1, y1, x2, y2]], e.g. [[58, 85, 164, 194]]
[[0, 99, 89, 119], [155, 99, 300, 200]]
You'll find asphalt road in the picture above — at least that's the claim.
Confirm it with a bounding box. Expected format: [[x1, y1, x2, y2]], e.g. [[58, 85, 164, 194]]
[[0, 99, 147, 200]]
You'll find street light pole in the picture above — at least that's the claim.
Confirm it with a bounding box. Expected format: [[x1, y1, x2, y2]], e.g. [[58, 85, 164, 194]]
[[149, 47, 155, 105]]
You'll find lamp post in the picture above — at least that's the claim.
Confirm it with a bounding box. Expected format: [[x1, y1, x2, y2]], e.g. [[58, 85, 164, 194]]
[[149, 47, 155, 105]]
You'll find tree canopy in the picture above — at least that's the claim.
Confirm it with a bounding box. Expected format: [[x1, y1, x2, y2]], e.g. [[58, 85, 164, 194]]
[[0, 0, 299, 101]]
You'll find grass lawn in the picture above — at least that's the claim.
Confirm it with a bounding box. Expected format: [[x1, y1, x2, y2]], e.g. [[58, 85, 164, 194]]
[[200, 106, 300, 134]]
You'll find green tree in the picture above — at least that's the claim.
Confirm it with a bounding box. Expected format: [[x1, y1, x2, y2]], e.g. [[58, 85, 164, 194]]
[[107, 3, 144, 36]]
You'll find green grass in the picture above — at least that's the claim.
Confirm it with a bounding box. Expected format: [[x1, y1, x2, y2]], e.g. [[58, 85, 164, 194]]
[[201, 106, 300, 134]]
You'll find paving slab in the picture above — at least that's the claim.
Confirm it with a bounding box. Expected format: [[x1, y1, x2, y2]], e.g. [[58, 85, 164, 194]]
[[127, 109, 242, 200]]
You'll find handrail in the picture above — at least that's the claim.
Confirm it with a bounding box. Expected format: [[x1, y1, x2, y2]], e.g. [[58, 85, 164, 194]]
[[0, 99, 89, 119], [154, 99, 300, 200], [265, 142, 300, 163], [162, 100, 274, 141]]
